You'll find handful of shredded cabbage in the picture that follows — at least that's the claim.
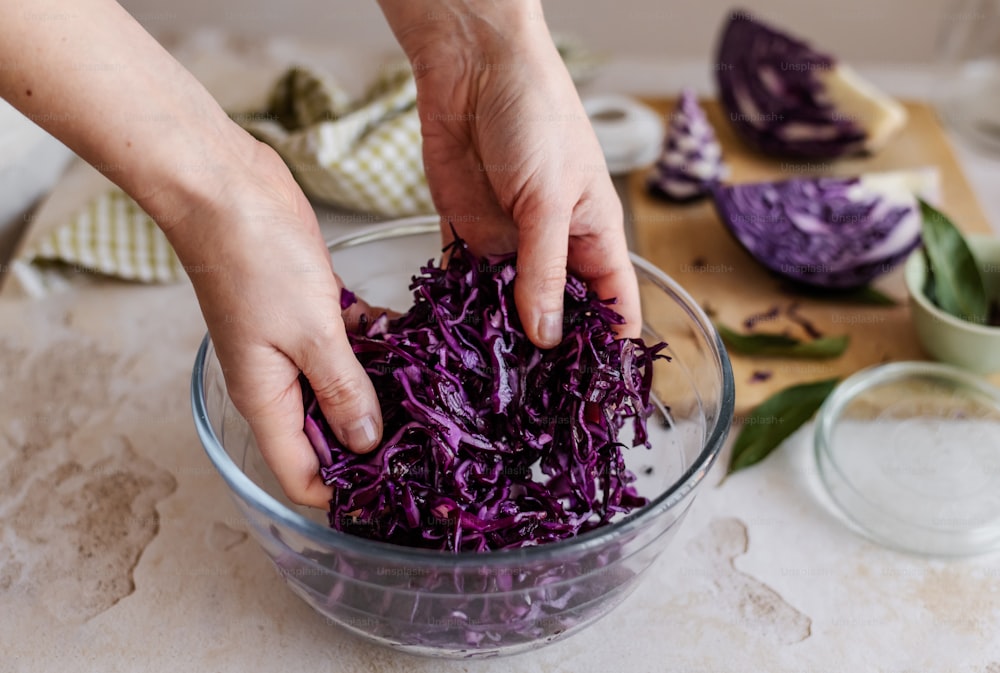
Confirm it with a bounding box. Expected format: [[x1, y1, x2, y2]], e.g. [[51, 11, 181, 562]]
[[302, 238, 667, 552]]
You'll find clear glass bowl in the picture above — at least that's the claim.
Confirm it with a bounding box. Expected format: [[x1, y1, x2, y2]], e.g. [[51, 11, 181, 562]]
[[815, 361, 1000, 556], [191, 217, 734, 658], [935, 0, 1000, 155]]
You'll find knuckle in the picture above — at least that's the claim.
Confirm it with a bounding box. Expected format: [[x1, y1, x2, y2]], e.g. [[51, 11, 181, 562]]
[[286, 487, 328, 509], [531, 263, 569, 304], [573, 193, 621, 236], [285, 490, 312, 507], [300, 318, 344, 354], [295, 321, 351, 368], [311, 372, 363, 409], [538, 261, 568, 288]]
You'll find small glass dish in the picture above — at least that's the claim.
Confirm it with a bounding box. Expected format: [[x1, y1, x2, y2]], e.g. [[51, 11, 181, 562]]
[[815, 361, 1000, 556], [935, 0, 1000, 156]]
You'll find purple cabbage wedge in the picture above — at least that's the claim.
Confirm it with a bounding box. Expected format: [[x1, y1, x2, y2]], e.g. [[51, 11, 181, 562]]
[[711, 169, 939, 289], [301, 238, 668, 553], [715, 9, 906, 158], [648, 89, 727, 203]]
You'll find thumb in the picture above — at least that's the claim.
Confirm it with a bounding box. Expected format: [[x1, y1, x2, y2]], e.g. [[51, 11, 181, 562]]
[[295, 317, 383, 454], [513, 201, 571, 349]]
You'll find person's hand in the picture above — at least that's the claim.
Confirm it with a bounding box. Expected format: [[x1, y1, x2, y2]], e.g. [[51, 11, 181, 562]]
[[378, 0, 641, 347], [0, 0, 388, 508], [163, 139, 384, 508]]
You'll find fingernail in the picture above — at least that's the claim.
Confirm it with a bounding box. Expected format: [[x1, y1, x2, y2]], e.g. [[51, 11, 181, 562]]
[[539, 311, 562, 347], [343, 415, 378, 452]]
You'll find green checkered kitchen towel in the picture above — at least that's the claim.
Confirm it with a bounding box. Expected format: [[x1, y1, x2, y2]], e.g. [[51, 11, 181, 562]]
[[22, 190, 184, 285], [235, 63, 434, 216], [17, 63, 434, 288]]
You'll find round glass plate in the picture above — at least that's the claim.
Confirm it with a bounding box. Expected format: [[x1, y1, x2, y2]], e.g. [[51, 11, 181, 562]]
[[815, 362, 1000, 556], [935, 0, 1000, 156]]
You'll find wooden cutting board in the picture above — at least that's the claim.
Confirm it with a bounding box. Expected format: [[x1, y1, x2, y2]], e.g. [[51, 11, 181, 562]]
[[629, 99, 994, 416]]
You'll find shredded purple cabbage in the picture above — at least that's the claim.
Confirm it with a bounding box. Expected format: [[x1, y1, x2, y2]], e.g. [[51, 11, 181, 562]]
[[338, 287, 356, 310], [301, 238, 668, 553], [271, 536, 636, 652]]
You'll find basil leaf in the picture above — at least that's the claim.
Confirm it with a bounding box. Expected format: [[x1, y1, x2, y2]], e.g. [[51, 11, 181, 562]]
[[780, 283, 898, 306], [840, 286, 898, 307], [718, 323, 798, 349], [727, 378, 839, 475], [920, 200, 989, 324], [717, 323, 849, 359], [921, 248, 937, 305]]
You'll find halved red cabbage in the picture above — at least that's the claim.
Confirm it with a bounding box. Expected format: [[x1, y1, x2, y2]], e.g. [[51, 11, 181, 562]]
[[711, 169, 939, 288], [715, 10, 907, 158], [302, 238, 667, 553]]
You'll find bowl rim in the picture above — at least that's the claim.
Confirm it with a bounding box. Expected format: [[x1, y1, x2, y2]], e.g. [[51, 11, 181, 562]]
[[904, 234, 1000, 336], [191, 216, 735, 566]]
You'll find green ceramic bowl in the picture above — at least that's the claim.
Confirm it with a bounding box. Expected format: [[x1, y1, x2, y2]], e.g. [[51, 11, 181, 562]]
[[905, 233, 1000, 374]]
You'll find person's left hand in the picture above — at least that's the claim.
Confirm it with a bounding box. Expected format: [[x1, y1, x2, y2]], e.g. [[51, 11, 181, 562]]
[[379, 0, 641, 348]]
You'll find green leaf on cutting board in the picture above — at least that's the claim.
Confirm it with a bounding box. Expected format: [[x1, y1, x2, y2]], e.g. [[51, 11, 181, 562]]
[[836, 286, 898, 306], [781, 282, 898, 306], [920, 199, 989, 324], [727, 377, 839, 476], [716, 323, 849, 359]]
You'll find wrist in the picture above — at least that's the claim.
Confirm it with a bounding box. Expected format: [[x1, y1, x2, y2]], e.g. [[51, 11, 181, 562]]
[[377, 0, 548, 66], [137, 118, 260, 243]]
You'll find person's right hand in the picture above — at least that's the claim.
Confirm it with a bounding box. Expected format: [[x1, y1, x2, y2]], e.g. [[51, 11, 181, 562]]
[[163, 139, 384, 508], [377, 0, 641, 348]]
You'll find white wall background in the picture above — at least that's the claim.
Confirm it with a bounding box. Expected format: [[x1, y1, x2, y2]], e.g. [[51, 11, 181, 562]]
[[118, 0, 956, 64]]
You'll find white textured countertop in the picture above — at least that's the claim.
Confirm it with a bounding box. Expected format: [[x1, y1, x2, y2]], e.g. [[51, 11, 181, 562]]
[[2, 34, 1000, 672]]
